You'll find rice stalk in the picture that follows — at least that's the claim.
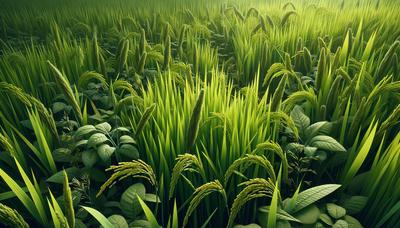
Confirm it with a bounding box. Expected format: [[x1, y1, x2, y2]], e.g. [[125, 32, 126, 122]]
[[0, 132, 15, 156], [0, 82, 58, 138], [169, 153, 204, 199], [48, 61, 83, 124], [139, 28, 146, 55], [378, 104, 400, 135], [187, 89, 205, 150], [224, 154, 276, 186], [113, 79, 137, 95], [375, 41, 399, 78], [233, 6, 244, 22], [259, 15, 267, 32], [97, 159, 157, 197], [227, 178, 275, 228], [303, 47, 312, 73], [256, 140, 289, 183], [78, 71, 108, 89], [281, 11, 297, 27], [183, 180, 227, 227], [270, 74, 287, 111], [265, 15, 275, 28], [282, 89, 317, 112], [92, 30, 100, 69], [135, 103, 156, 137], [114, 95, 143, 114], [326, 75, 343, 113], [118, 39, 130, 73], [0, 203, 29, 228], [245, 7, 259, 19], [138, 52, 147, 75]]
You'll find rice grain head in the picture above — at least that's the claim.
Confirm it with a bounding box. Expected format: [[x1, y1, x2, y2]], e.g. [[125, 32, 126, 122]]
[[187, 89, 205, 150]]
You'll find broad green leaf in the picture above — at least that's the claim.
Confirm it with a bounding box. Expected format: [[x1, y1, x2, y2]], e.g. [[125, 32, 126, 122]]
[[75, 125, 96, 138], [305, 121, 332, 139], [47, 167, 80, 184], [290, 105, 310, 133], [315, 151, 327, 161], [327, 203, 346, 219], [129, 220, 152, 228], [82, 150, 98, 167], [290, 184, 341, 213], [87, 133, 108, 148], [304, 146, 318, 156], [319, 213, 333, 225], [52, 148, 72, 162], [344, 215, 363, 228], [310, 135, 346, 152], [293, 204, 320, 224], [81, 206, 114, 227], [276, 220, 291, 228], [333, 219, 349, 228], [144, 193, 160, 203], [119, 135, 136, 144], [105, 214, 128, 228], [286, 143, 304, 152], [75, 140, 88, 148], [52, 102, 67, 114], [95, 122, 112, 133], [97, 144, 116, 162], [117, 144, 139, 160], [340, 196, 368, 215], [120, 183, 146, 219], [114, 127, 130, 133]]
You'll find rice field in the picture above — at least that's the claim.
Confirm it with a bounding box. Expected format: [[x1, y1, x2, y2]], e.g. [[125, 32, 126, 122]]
[[0, 0, 400, 227]]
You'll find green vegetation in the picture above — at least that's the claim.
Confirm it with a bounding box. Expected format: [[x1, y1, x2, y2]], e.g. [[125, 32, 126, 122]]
[[0, 0, 400, 227]]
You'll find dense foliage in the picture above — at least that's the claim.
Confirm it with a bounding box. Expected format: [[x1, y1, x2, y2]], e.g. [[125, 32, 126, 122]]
[[0, 0, 400, 227]]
